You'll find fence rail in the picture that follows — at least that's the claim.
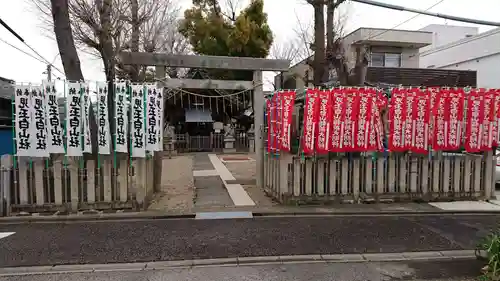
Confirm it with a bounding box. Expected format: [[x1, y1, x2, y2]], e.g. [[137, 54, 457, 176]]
[[0, 154, 162, 215], [264, 152, 495, 204]]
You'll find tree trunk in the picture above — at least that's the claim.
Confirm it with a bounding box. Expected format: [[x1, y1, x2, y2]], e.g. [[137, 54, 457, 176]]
[[50, 0, 84, 81], [312, 1, 325, 86], [130, 0, 139, 81], [51, 0, 99, 155], [98, 0, 116, 139]]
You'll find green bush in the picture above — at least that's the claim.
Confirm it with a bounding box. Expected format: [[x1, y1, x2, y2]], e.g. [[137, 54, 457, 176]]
[[478, 231, 500, 280]]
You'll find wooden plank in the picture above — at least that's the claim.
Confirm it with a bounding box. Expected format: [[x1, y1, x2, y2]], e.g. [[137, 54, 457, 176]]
[[1, 155, 12, 216], [18, 159, 28, 204], [69, 158, 79, 211], [352, 158, 360, 200], [473, 157, 481, 196], [34, 160, 44, 205], [119, 52, 290, 71], [341, 158, 348, 196], [317, 159, 325, 196], [442, 157, 450, 195], [329, 159, 337, 195], [399, 154, 407, 193], [118, 159, 129, 201], [293, 158, 301, 196], [305, 159, 313, 195], [432, 153, 440, 196], [463, 155, 471, 195], [410, 156, 417, 194], [376, 157, 384, 196], [103, 159, 112, 202], [53, 160, 63, 205], [484, 151, 493, 199], [388, 154, 396, 193], [86, 160, 96, 203], [453, 157, 461, 195], [421, 155, 429, 196], [161, 78, 253, 90], [365, 158, 372, 194]]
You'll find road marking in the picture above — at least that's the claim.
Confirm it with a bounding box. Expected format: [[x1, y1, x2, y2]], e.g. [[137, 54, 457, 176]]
[[0, 232, 14, 239], [208, 154, 255, 206], [195, 211, 253, 220]]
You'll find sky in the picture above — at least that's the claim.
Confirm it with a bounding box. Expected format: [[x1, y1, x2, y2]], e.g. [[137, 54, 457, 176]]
[[0, 0, 499, 90]]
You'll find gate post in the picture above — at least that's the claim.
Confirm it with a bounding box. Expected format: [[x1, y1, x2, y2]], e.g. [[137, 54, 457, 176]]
[[1, 155, 12, 216], [253, 71, 264, 189]]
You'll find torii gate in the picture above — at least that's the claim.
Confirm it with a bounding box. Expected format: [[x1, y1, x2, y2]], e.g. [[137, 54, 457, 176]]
[[118, 52, 290, 190]]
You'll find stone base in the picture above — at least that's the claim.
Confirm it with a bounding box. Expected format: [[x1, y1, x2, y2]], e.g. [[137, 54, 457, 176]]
[[223, 148, 237, 153], [224, 138, 235, 149]]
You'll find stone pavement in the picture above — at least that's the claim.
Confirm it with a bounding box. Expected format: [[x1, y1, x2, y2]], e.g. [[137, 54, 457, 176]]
[[0, 259, 483, 281]]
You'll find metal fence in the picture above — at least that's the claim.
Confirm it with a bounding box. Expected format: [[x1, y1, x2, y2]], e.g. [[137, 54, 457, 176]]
[[173, 133, 251, 153], [264, 152, 495, 204]]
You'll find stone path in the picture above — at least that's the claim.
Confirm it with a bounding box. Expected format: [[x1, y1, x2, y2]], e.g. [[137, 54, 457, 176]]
[[192, 154, 234, 208]]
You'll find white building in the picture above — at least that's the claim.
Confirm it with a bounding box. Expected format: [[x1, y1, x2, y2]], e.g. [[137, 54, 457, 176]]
[[419, 25, 500, 88]]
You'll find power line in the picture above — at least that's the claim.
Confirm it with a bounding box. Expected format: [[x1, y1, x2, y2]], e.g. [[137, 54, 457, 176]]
[[0, 17, 65, 77], [362, 0, 446, 41], [351, 0, 500, 27], [0, 38, 46, 64]]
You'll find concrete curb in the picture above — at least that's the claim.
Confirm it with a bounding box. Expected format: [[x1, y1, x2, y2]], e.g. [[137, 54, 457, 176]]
[[1, 209, 499, 224], [0, 250, 476, 276]]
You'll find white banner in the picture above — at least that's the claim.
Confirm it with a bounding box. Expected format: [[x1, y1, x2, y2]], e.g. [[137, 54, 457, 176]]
[[43, 81, 65, 154], [97, 82, 111, 154], [14, 85, 32, 156], [114, 82, 129, 153], [65, 82, 83, 156], [81, 83, 92, 153], [30, 86, 49, 157], [145, 85, 159, 152], [130, 84, 146, 158], [156, 87, 164, 151]]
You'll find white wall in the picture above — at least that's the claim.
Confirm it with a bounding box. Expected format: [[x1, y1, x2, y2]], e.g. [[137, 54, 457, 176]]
[[420, 27, 500, 88], [419, 24, 478, 53]]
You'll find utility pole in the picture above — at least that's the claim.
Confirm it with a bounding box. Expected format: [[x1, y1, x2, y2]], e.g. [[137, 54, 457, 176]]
[[46, 64, 52, 81]]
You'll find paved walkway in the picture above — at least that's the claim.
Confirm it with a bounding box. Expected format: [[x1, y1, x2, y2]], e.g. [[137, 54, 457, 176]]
[[0, 214, 497, 267], [192, 153, 255, 209]]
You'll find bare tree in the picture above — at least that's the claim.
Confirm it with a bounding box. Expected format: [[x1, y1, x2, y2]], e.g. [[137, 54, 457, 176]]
[[49, 0, 84, 81]]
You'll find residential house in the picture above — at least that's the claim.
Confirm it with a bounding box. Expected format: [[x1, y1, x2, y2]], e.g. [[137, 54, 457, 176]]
[[275, 27, 476, 89], [420, 25, 500, 88]]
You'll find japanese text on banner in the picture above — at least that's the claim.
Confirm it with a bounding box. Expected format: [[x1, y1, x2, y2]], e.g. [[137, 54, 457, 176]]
[[156, 87, 164, 151], [96, 82, 111, 154], [66, 82, 83, 156], [81, 83, 92, 153], [280, 91, 296, 152], [43, 81, 65, 154], [145, 85, 159, 152], [14, 85, 32, 156], [131, 84, 146, 158], [301, 89, 319, 154], [114, 82, 129, 153], [30, 86, 49, 157]]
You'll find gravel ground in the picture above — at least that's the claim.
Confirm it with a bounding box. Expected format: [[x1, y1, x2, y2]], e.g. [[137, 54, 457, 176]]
[[147, 156, 195, 212]]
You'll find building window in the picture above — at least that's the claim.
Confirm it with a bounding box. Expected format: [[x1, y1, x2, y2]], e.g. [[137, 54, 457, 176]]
[[370, 52, 402, 67]]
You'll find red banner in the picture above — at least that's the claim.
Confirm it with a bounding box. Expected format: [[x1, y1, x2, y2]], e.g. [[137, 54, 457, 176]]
[[465, 90, 484, 152], [446, 89, 465, 150], [388, 88, 407, 152], [495, 89, 500, 146], [432, 89, 448, 150], [302, 89, 320, 154], [329, 89, 346, 152], [481, 89, 495, 150], [315, 90, 333, 154], [266, 99, 273, 152], [340, 89, 357, 152], [280, 90, 296, 152], [410, 89, 430, 154], [353, 88, 374, 151]]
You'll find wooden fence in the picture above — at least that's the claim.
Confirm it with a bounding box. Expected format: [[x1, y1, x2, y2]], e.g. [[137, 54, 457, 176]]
[[0, 154, 163, 215], [264, 151, 495, 204]]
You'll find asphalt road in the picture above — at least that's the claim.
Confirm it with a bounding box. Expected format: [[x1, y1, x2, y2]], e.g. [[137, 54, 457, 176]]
[[0, 214, 497, 268], [0, 260, 484, 281]]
